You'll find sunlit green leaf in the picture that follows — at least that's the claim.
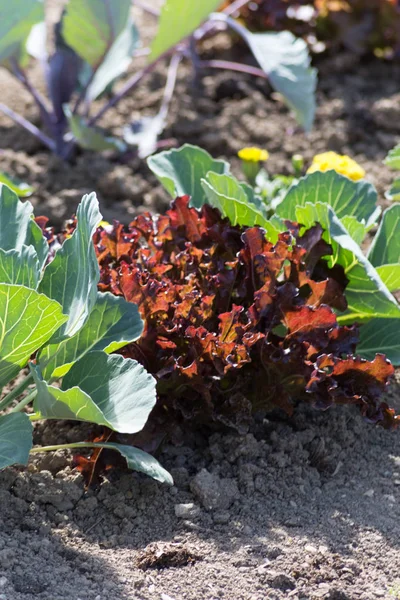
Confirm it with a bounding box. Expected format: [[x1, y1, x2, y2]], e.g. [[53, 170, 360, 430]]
[[0, 284, 66, 389], [0, 0, 43, 66], [236, 28, 316, 131], [296, 202, 400, 324], [39, 292, 143, 379], [0, 413, 32, 470], [64, 105, 126, 153], [62, 0, 131, 67], [92, 442, 173, 485], [368, 205, 400, 267], [32, 352, 156, 434], [147, 144, 230, 208], [150, 0, 221, 61], [376, 264, 400, 292], [0, 246, 40, 288], [385, 178, 400, 202], [384, 145, 400, 170], [277, 170, 380, 225], [0, 185, 48, 268], [0, 173, 34, 197], [340, 215, 367, 246], [38, 193, 101, 340], [86, 21, 139, 101]]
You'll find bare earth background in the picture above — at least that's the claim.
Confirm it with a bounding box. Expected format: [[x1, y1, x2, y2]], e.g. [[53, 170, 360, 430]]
[[0, 3, 400, 600]]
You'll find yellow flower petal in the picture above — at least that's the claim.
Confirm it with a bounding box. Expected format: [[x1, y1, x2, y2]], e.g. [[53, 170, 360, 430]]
[[307, 151, 365, 181], [238, 147, 269, 162]]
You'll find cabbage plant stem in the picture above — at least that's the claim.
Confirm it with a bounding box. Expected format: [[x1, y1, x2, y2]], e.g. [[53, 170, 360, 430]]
[[30, 442, 107, 453], [10, 389, 37, 413], [0, 373, 34, 411]]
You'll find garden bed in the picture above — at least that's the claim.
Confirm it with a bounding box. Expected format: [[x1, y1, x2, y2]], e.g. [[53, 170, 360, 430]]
[[1, 4, 400, 600], [1, 395, 400, 600]]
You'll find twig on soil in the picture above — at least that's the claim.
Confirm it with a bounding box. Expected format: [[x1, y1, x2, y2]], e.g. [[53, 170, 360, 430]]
[[85, 516, 105, 534]]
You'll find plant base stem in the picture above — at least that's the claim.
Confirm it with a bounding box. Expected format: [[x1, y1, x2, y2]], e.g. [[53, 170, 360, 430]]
[[0, 103, 56, 152], [10, 389, 37, 413], [198, 59, 267, 80], [30, 441, 101, 454], [0, 374, 33, 411]]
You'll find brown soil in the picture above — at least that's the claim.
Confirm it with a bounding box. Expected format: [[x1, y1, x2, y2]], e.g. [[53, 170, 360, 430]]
[[0, 21, 399, 225], [1, 4, 400, 600]]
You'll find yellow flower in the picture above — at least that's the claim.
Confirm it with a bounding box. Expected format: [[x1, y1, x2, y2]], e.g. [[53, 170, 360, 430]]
[[238, 147, 269, 163], [307, 151, 365, 181], [99, 220, 110, 228]]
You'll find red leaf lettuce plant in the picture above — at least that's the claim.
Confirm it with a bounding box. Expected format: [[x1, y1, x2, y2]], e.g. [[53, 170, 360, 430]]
[[0, 0, 316, 160], [89, 186, 398, 447]]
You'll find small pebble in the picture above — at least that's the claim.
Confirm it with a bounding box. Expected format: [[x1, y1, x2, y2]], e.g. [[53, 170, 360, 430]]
[[174, 503, 201, 519]]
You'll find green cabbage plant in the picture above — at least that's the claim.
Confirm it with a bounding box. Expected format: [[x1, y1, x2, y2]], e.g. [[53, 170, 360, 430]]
[[0, 184, 172, 485]]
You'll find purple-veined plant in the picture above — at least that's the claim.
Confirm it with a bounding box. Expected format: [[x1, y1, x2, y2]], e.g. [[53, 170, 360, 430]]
[[0, 0, 316, 160]]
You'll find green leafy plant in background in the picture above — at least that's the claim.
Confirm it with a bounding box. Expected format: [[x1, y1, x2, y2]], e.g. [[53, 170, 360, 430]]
[[0, 172, 34, 197], [148, 143, 400, 365], [0, 0, 316, 160], [0, 183, 172, 485]]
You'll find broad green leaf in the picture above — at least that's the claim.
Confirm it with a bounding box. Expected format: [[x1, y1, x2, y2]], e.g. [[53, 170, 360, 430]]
[[235, 28, 316, 131], [277, 170, 380, 225], [358, 319, 400, 365], [32, 352, 156, 434], [0, 0, 43, 66], [62, 353, 156, 433], [384, 145, 400, 170], [201, 172, 283, 243], [0, 185, 48, 268], [38, 193, 101, 340], [39, 291, 143, 379], [86, 21, 139, 101], [0, 247, 40, 288], [0, 284, 66, 389], [62, 0, 131, 67], [376, 264, 400, 292], [0, 173, 34, 197], [368, 205, 400, 267], [64, 105, 126, 153], [0, 413, 32, 470], [150, 0, 221, 61], [385, 178, 400, 202], [32, 364, 111, 427], [296, 203, 400, 324], [340, 216, 367, 246], [89, 442, 173, 485], [147, 144, 230, 208]]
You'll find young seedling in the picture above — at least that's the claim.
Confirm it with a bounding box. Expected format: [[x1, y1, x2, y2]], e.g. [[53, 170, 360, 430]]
[[0, 0, 316, 160], [0, 183, 172, 485]]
